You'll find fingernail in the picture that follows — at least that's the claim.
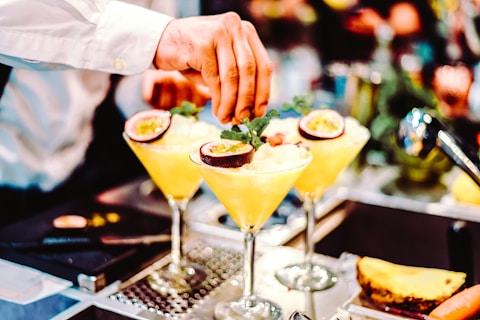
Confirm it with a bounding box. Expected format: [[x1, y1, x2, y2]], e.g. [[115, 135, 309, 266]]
[[239, 109, 251, 120], [257, 103, 267, 116]]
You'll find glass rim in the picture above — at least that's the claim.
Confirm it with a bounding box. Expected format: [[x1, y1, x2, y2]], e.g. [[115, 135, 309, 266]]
[[189, 147, 312, 175], [307, 118, 371, 145], [122, 131, 202, 151]]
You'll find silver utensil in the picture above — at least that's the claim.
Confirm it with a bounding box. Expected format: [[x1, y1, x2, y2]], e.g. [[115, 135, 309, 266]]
[[7, 234, 171, 250], [289, 311, 312, 320], [397, 107, 480, 186]]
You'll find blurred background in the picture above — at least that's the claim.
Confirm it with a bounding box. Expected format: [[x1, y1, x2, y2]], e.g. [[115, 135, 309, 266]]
[[190, 0, 480, 204]]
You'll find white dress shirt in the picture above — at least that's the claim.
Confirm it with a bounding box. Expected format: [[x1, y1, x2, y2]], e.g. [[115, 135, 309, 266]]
[[0, 0, 174, 190]]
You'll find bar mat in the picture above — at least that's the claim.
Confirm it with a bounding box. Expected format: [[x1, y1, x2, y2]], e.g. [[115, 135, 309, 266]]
[[109, 241, 243, 318]]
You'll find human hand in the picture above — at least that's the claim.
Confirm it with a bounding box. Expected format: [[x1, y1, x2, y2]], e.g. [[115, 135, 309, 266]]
[[432, 65, 473, 119], [153, 12, 273, 124], [142, 69, 210, 110]]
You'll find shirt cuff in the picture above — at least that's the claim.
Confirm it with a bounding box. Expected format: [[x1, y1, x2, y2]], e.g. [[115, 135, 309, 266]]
[[95, 1, 174, 75]]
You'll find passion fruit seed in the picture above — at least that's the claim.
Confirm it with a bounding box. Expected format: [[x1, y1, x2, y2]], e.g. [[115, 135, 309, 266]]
[[209, 142, 252, 154], [136, 118, 165, 135], [308, 114, 340, 132], [200, 141, 254, 168], [125, 109, 171, 142], [298, 109, 345, 140]]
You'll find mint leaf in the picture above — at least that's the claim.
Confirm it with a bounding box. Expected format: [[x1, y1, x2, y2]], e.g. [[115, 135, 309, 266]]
[[221, 127, 251, 143], [220, 109, 280, 150], [170, 101, 204, 119]]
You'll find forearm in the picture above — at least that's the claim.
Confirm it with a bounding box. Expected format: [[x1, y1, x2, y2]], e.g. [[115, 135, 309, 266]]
[[0, 0, 173, 75]]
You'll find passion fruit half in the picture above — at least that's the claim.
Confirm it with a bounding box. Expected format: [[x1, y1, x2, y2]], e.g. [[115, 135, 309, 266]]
[[200, 140, 254, 168], [298, 109, 345, 140], [124, 109, 171, 142]]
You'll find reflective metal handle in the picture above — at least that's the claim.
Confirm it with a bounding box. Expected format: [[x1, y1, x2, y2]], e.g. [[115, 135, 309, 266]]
[[289, 311, 312, 320]]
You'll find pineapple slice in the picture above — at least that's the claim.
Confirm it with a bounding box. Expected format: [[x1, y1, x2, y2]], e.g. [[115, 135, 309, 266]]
[[357, 256, 466, 314]]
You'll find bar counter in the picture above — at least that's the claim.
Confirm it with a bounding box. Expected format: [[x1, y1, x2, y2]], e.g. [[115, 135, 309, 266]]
[[1, 164, 478, 320]]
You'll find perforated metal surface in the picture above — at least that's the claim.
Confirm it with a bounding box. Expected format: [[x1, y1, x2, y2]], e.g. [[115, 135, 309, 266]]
[[109, 242, 243, 319]]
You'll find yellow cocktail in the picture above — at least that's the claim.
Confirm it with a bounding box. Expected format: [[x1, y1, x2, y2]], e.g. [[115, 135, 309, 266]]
[[124, 111, 220, 294], [200, 149, 308, 230], [125, 133, 204, 201], [264, 113, 370, 291], [295, 117, 371, 199], [191, 142, 311, 320]]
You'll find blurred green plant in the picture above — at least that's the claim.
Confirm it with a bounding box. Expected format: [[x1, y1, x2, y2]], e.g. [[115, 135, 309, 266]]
[[280, 90, 316, 115], [370, 69, 439, 157], [369, 68, 455, 183]]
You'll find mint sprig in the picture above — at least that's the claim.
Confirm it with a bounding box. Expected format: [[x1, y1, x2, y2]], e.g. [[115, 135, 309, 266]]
[[220, 109, 280, 150], [170, 101, 203, 119]]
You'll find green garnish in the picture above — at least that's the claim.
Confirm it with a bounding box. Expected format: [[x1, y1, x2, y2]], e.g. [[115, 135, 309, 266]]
[[170, 101, 203, 119], [220, 109, 280, 151], [281, 91, 315, 115]]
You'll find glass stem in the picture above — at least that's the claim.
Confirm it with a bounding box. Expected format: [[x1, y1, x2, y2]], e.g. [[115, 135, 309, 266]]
[[243, 230, 257, 308], [168, 198, 188, 272], [303, 194, 316, 269]]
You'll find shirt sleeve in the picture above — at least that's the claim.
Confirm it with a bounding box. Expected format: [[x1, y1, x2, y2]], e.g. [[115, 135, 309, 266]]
[[0, 0, 173, 75]]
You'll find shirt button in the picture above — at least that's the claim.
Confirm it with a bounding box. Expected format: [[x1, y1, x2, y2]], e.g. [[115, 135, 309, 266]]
[[113, 58, 125, 71]]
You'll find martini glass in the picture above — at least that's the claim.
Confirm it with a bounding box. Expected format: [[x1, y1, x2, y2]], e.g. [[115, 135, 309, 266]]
[[274, 116, 370, 291], [191, 143, 312, 320], [123, 114, 219, 294]]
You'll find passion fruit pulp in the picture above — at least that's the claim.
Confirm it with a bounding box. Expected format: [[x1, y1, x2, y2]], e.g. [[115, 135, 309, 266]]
[[124, 109, 171, 142], [261, 132, 286, 147], [200, 140, 254, 168], [298, 109, 345, 140]]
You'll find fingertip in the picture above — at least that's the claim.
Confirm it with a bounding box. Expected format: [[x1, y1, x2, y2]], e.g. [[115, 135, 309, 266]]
[[231, 117, 241, 125], [219, 114, 233, 124], [237, 109, 251, 121], [211, 99, 220, 117], [253, 103, 268, 118]]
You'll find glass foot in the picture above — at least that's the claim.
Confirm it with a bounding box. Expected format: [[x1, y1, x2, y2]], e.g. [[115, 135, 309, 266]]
[[275, 262, 337, 291], [147, 263, 206, 294], [215, 296, 283, 320]]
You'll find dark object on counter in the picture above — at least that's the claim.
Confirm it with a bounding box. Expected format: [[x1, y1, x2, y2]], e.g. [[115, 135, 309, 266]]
[[68, 305, 137, 320], [7, 233, 171, 251], [0, 198, 171, 293], [448, 220, 475, 287], [397, 107, 480, 186]]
